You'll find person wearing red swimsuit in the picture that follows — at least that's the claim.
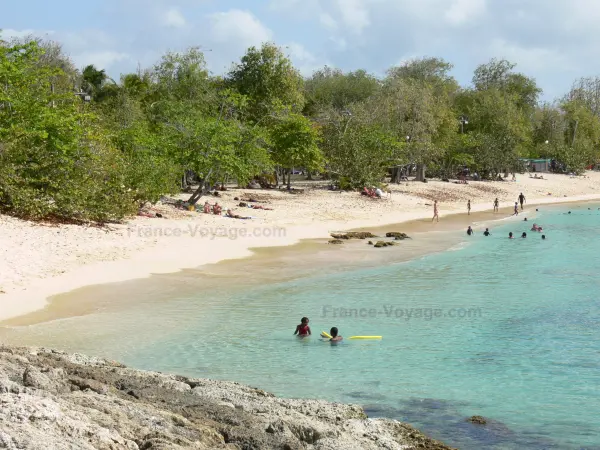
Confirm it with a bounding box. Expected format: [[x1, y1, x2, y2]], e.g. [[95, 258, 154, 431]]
[[294, 317, 311, 337]]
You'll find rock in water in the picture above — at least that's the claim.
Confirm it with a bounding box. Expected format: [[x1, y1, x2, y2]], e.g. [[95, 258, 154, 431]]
[[0, 346, 455, 450], [385, 232, 410, 240], [328, 239, 344, 245], [467, 415, 487, 425]]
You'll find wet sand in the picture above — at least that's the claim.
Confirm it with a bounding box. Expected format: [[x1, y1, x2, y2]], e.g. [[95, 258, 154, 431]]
[[0, 205, 523, 332]]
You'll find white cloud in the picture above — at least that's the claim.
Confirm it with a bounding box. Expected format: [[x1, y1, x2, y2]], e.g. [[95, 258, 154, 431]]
[[334, 0, 371, 33], [286, 42, 324, 75], [444, 0, 486, 26], [487, 39, 571, 73], [74, 51, 130, 71], [209, 9, 272, 46], [164, 8, 186, 28], [319, 13, 338, 30]]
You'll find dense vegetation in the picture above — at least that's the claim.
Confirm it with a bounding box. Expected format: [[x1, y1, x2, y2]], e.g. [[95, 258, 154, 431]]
[[1, 33, 600, 222]]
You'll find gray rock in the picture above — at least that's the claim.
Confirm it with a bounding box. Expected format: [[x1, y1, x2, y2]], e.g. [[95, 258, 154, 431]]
[[0, 346, 454, 450]]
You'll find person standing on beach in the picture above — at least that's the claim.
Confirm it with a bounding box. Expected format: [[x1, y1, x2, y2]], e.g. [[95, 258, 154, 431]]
[[519, 192, 526, 210], [493, 198, 499, 212], [432, 201, 439, 223], [513, 202, 519, 216], [467, 200, 471, 215]]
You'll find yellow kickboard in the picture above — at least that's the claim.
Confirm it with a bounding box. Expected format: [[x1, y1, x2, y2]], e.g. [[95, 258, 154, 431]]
[[321, 331, 332, 338], [348, 336, 382, 340]]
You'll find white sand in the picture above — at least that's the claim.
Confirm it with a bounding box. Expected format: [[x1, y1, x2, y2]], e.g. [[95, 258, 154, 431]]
[[2, 171, 600, 322]]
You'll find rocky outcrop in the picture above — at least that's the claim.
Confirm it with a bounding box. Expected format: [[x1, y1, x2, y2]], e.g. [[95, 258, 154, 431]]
[[385, 232, 410, 240], [328, 239, 344, 245], [330, 232, 377, 240], [373, 241, 396, 248], [0, 346, 454, 450]]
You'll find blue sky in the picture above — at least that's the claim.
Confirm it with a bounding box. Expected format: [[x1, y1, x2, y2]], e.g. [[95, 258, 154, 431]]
[[3, 0, 600, 100]]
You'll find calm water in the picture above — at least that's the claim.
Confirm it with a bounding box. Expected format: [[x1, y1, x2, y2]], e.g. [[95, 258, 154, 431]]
[[4, 204, 600, 449]]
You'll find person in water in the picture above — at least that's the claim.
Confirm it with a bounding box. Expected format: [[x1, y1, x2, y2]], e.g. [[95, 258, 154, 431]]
[[493, 198, 499, 213], [467, 226, 474, 236], [483, 228, 491, 236], [509, 232, 514, 239], [542, 235, 546, 240], [329, 327, 343, 342], [294, 317, 311, 337], [521, 232, 527, 238]]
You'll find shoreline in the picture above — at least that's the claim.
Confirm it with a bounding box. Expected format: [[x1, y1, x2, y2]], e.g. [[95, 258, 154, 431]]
[[2, 190, 599, 324]]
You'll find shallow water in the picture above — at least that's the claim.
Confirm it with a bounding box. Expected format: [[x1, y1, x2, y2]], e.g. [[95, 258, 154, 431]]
[[3, 204, 600, 449]]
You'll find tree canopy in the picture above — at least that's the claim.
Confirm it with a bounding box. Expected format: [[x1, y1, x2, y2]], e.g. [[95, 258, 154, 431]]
[[1, 32, 599, 222]]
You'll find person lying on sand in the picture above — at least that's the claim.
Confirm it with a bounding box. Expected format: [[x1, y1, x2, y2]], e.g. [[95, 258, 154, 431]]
[[203, 201, 212, 214], [226, 209, 250, 219], [212, 203, 222, 215], [249, 204, 273, 210]]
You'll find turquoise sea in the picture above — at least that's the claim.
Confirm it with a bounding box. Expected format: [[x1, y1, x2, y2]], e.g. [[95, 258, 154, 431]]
[[3, 203, 600, 449]]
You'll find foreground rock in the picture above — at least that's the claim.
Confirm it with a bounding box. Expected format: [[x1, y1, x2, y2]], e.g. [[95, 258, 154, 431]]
[[0, 346, 453, 450]]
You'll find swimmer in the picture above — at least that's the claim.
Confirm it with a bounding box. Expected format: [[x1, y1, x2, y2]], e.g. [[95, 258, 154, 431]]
[[522, 232, 527, 238], [542, 235, 546, 240], [524, 218, 528, 221], [483, 228, 491, 236], [329, 327, 343, 342], [467, 226, 474, 236], [294, 317, 311, 337], [509, 232, 514, 239]]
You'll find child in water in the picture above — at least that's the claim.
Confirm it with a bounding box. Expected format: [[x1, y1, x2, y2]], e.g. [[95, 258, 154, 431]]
[[329, 327, 343, 342], [294, 317, 311, 337]]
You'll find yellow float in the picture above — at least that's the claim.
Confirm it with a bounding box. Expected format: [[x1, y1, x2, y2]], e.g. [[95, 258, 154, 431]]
[[348, 336, 382, 340]]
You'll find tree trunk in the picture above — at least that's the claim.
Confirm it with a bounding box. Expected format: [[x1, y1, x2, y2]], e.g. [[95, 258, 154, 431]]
[[187, 170, 213, 206], [274, 168, 280, 187], [415, 164, 426, 181], [287, 169, 292, 190], [181, 171, 189, 190], [306, 171, 313, 181]]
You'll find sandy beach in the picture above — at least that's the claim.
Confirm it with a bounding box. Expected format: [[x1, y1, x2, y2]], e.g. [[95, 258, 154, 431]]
[[2, 171, 600, 322]]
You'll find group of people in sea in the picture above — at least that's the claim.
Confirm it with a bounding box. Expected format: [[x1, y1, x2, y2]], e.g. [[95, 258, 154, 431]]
[[294, 317, 343, 342]]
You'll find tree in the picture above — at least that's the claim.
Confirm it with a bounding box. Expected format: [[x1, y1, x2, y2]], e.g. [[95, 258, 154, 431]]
[[0, 40, 135, 221], [320, 105, 403, 188], [270, 112, 323, 189], [303, 67, 380, 116], [381, 59, 458, 180], [227, 43, 305, 122]]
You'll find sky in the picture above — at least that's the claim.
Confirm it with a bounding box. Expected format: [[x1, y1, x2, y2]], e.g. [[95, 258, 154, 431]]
[[2, 0, 600, 100]]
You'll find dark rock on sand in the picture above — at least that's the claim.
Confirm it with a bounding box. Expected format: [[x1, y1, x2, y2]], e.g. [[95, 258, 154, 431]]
[[0, 345, 454, 450], [386, 232, 410, 240], [328, 239, 344, 245], [374, 241, 387, 248], [368, 241, 373, 245], [467, 416, 487, 425], [330, 232, 377, 240]]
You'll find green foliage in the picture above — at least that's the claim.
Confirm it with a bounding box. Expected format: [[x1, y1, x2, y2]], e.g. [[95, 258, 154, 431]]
[[3, 31, 600, 222], [303, 67, 380, 116], [227, 43, 305, 122], [270, 112, 324, 173]]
